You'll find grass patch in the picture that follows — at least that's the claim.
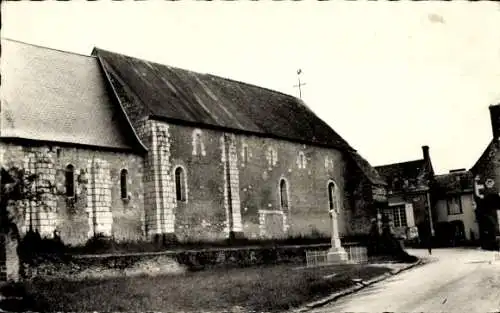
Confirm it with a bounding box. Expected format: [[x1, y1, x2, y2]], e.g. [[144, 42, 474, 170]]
[[3, 263, 390, 312]]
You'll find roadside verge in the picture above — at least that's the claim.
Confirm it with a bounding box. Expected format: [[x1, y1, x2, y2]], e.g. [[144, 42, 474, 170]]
[[293, 259, 424, 312]]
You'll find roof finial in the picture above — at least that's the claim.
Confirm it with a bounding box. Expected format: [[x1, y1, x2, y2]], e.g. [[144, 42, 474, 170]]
[[293, 69, 306, 99]]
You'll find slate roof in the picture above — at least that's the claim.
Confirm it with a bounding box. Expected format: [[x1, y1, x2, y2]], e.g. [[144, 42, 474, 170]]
[[0, 38, 143, 151], [93, 48, 354, 151], [375, 159, 429, 192], [435, 170, 474, 195], [347, 151, 387, 186]]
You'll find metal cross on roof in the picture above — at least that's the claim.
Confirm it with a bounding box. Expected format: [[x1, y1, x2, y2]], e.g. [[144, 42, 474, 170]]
[[293, 69, 307, 99]]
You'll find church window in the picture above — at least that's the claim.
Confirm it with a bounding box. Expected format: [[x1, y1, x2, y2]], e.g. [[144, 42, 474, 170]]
[[65, 164, 75, 197], [328, 181, 339, 213], [175, 166, 187, 202], [280, 178, 289, 210], [266, 146, 278, 167], [192, 129, 206, 156], [325, 156, 334, 169], [241, 143, 249, 166], [297, 151, 307, 169], [120, 169, 128, 199]]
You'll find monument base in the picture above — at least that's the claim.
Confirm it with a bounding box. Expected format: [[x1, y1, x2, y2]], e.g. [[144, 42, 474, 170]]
[[327, 247, 349, 263]]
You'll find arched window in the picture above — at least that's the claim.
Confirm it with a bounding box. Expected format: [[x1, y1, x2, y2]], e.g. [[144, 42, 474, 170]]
[[280, 179, 289, 210], [298, 151, 307, 169], [328, 181, 339, 213], [192, 129, 206, 156], [120, 169, 128, 199], [266, 147, 278, 167], [175, 167, 186, 202], [65, 164, 75, 197], [242, 145, 249, 164]]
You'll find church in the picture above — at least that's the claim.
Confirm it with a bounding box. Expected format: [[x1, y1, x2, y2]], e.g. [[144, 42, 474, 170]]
[[0, 38, 387, 246]]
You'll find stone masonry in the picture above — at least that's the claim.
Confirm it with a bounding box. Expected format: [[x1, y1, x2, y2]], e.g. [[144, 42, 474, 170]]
[[0, 142, 144, 245], [221, 133, 243, 235], [34, 150, 57, 237], [137, 120, 176, 237], [86, 158, 113, 237]]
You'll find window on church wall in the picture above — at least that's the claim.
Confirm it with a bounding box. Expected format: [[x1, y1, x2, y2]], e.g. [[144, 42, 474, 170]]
[[280, 179, 289, 210], [120, 169, 128, 199], [297, 151, 307, 169], [241, 144, 249, 165], [325, 156, 334, 170], [175, 167, 186, 202], [65, 164, 75, 197], [328, 182, 339, 212], [266, 147, 278, 168], [192, 129, 206, 156]]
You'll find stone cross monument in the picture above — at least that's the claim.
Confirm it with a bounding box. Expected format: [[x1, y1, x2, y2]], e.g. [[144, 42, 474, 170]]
[[327, 207, 348, 263]]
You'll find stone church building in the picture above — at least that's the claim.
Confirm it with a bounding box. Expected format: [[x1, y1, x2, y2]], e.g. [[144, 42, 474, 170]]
[[1, 38, 386, 246]]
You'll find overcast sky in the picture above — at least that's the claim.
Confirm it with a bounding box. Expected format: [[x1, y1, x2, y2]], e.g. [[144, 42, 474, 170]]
[[3, 1, 500, 174]]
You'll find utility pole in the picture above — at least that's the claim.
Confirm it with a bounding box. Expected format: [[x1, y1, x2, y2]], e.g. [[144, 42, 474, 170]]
[[293, 69, 306, 99]]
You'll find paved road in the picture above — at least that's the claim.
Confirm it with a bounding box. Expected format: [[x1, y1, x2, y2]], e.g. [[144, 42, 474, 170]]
[[310, 248, 500, 313]]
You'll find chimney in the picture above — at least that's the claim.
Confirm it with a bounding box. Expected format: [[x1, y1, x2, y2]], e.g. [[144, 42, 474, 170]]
[[422, 145, 430, 162], [489, 104, 500, 140]]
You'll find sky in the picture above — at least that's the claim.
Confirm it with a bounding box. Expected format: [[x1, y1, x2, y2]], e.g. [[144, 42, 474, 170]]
[[3, 1, 500, 175]]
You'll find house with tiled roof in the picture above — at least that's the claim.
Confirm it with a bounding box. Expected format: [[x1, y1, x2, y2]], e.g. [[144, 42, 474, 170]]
[[1, 38, 387, 248], [433, 169, 478, 245], [375, 146, 435, 242], [469, 104, 500, 250]]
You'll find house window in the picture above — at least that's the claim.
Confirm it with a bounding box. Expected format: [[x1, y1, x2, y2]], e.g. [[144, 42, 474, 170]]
[[120, 169, 128, 199], [328, 181, 339, 213], [192, 129, 206, 156], [389, 205, 408, 227], [175, 167, 186, 202], [279, 179, 289, 210], [266, 147, 278, 167], [65, 164, 75, 197], [447, 196, 463, 215], [297, 151, 307, 169], [392, 178, 403, 191]]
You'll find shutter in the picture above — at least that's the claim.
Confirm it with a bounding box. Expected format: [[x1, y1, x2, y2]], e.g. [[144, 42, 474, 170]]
[[405, 203, 415, 227]]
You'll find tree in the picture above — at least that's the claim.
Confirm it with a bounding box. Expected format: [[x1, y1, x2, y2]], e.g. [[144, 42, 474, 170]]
[[0, 166, 64, 280]]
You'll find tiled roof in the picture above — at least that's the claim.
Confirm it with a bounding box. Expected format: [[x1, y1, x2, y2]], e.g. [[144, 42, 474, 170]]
[[435, 170, 473, 195], [375, 159, 429, 192], [0, 38, 143, 151], [470, 139, 496, 175], [93, 48, 354, 151], [347, 151, 387, 186]]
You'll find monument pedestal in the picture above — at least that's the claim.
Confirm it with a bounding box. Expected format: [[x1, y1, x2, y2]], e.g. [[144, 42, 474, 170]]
[[327, 246, 349, 263], [328, 209, 349, 264]]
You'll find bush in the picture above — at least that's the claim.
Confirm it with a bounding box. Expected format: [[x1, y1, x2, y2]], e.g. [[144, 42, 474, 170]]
[[18, 230, 67, 265]]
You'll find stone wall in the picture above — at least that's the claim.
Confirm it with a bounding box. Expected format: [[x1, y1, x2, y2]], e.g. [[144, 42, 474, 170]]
[[136, 119, 353, 242], [0, 142, 145, 246], [21, 244, 330, 281], [235, 133, 348, 239]]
